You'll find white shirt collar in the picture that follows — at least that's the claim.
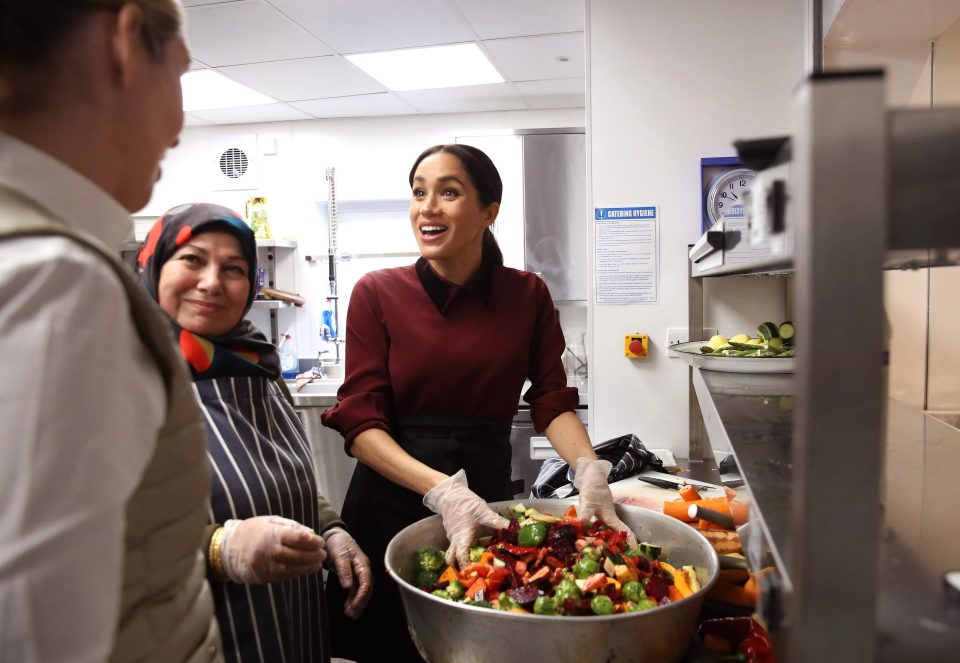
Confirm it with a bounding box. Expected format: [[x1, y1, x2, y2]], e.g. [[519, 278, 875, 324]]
[[0, 132, 133, 251]]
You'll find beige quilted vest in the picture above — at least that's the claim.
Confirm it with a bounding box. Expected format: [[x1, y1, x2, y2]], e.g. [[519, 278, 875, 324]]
[[0, 187, 222, 663]]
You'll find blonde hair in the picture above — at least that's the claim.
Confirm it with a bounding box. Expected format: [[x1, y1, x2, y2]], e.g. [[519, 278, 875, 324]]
[[0, 0, 184, 114]]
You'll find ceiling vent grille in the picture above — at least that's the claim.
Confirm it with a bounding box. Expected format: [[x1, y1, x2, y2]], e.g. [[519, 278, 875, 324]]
[[209, 133, 259, 191]]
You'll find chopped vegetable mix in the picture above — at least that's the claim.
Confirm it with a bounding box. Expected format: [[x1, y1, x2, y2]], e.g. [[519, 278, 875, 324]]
[[412, 503, 702, 616]]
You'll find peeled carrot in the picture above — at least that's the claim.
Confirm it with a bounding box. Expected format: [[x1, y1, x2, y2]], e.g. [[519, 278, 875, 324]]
[[679, 484, 702, 501], [478, 551, 495, 566], [662, 497, 732, 522], [724, 486, 738, 501]]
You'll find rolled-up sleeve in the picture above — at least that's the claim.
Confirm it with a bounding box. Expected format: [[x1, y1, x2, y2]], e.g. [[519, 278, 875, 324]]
[[522, 279, 580, 432], [321, 275, 396, 452]]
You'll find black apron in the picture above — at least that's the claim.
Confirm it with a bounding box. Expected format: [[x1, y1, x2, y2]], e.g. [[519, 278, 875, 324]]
[[326, 416, 513, 663]]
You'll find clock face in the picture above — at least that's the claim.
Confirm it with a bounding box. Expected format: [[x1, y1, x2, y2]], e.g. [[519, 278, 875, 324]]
[[706, 168, 757, 226]]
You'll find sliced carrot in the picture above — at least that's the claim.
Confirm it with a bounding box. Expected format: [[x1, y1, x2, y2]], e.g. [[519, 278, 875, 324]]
[[464, 577, 487, 599], [563, 505, 578, 520], [724, 486, 738, 501], [729, 500, 749, 526], [706, 581, 756, 607], [704, 633, 734, 653], [667, 585, 684, 602], [438, 566, 459, 585], [679, 484, 702, 502], [526, 566, 550, 583], [459, 563, 492, 579], [478, 551, 496, 566], [718, 569, 751, 584]]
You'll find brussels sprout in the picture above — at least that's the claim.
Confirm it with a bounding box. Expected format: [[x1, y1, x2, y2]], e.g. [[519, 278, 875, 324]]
[[497, 592, 520, 611], [622, 580, 645, 603], [533, 595, 557, 615], [590, 594, 614, 615], [518, 521, 549, 547], [573, 557, 600, 579], [553, 578, 583, 603]]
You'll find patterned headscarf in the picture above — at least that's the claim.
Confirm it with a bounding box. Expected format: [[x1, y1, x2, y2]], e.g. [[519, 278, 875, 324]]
[[139, 202, 281, 380]]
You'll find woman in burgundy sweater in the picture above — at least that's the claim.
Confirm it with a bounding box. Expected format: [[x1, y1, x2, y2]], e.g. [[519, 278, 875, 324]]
[[321, 144, 633, 662]]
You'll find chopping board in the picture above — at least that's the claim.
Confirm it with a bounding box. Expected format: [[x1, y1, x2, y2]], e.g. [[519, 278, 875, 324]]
[[610, 472, 740, 512]]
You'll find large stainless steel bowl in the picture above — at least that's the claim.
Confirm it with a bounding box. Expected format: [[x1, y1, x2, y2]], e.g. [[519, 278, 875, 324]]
[[385, 499, 719, 663]]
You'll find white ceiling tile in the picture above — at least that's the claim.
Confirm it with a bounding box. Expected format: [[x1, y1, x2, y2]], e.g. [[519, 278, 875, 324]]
[[268, 0, 474, 53], [189, 59, 207, 70], [453, 0, 584, 39], [483, 33, 584, 82], [291, 94, 419, 119], [396, 83, 526, 114], [184, 0, 332, 67], [189, 103, 314, 125], [514, 78, 584, 109], [184, 113, 214, 126], [182, 0, 242, 6], [218, 57, 386, 102]]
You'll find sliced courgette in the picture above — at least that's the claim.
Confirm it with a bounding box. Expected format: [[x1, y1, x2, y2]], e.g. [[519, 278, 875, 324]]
[[757, 322, 779, 341]]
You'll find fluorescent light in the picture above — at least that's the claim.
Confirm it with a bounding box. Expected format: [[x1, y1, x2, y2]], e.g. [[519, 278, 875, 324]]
[[181, 70, 275, 112], [346, 43, 504, 92]]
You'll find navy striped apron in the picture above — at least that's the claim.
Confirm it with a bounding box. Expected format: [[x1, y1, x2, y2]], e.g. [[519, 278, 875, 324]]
[[194, 376, 328, 663]]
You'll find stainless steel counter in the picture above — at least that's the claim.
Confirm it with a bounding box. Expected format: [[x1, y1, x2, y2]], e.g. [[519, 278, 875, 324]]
[[691, 366, 960, 660]]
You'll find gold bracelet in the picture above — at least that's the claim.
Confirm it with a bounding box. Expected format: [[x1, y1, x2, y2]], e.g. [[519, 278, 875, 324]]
[[209, 526, 228, 582]]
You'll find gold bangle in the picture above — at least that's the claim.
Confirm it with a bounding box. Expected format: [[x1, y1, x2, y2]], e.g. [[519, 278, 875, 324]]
[[209, 527, 228, 582]]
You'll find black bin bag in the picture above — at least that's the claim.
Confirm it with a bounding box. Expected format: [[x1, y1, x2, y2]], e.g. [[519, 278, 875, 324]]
[[529, 434, 664, 499]]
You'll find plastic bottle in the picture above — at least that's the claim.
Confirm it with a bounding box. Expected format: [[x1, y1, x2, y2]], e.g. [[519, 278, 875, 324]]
[[278, 330, 299, 380]]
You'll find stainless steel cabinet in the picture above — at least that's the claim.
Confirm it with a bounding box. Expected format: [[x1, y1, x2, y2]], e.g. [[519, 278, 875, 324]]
[[522, 131, 588, 303]]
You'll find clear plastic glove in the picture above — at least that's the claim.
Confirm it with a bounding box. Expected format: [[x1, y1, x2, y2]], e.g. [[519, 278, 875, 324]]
[[221, 515, 326, 584], [423, 469, 510, 569], [574, 457, 638, 547], [322, 526, 373, 619]]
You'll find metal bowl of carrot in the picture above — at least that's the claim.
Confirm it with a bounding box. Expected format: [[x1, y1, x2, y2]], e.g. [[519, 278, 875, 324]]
[[385, 499, 719, 663]]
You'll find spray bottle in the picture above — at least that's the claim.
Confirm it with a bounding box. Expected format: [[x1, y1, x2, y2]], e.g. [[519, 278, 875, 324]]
[[278, 329, 299, 380]]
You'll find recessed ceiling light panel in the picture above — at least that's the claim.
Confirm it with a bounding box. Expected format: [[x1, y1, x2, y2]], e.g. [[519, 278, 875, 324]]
[[181, 70, 276, 112], [346, 43, 504, 92]]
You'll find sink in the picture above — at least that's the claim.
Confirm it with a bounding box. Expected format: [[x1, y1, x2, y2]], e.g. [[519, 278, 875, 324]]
[[288, 379, 342, 406]]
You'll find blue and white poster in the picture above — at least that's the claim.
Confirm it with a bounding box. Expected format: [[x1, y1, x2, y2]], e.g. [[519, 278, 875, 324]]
[[594, 206, 659, 304]]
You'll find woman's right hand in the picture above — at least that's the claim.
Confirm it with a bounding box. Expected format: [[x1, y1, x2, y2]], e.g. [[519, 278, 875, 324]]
[[423, 470, 509, 569], [220, 515, 326, 584]]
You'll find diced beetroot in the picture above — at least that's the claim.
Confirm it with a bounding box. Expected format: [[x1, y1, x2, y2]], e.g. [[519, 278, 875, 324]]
[[635, 556, 651, 573], [645, 573, 669, 602], [562, 597, 594, 616], [508, 584, 541, 607]]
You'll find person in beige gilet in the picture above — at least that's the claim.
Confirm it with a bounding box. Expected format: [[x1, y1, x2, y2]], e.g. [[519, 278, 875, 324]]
[[0, 1, 221, 661]]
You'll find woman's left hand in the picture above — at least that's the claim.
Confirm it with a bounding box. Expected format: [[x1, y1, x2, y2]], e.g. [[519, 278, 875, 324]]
[[322, 527, 373, 619]]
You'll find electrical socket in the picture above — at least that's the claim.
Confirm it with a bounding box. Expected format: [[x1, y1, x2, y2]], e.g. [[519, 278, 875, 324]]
[[666, 327, 718, 350]]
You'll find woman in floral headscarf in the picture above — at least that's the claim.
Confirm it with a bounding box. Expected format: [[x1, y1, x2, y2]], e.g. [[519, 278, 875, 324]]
[[139, 202, 371, 663]]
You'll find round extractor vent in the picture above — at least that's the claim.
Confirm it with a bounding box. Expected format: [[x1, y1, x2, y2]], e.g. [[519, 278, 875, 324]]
[[219, 147, 249, 179]]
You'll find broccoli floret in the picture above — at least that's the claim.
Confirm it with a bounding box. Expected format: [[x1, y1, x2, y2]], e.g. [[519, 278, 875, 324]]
[[464, 599, 493, 609], [416, 569, 440, 589], [430, 589, 451, 600], [445, 580, 466, 600], [468, 546, 486, 563], [417, 546, 445, 572]]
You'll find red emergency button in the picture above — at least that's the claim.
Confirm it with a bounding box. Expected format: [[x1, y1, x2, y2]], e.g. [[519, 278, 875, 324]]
[[624, 334, 648, 358]]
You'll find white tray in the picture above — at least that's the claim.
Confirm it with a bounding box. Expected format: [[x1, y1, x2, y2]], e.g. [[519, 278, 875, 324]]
[[668, 341, 795, 374]]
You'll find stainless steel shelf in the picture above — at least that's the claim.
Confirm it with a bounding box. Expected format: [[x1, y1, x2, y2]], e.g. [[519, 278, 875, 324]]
[[255, 239, 297, 249], [691, 368, 960, 661], [251, 299, 293, 309]]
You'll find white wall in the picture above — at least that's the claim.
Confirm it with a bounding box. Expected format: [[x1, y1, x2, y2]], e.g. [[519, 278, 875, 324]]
[[586, 0, 806, 451], [143, 108, 584, 359]]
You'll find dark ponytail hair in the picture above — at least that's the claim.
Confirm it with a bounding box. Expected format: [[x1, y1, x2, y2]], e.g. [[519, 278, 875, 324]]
[[409, 143, 504, 265]]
